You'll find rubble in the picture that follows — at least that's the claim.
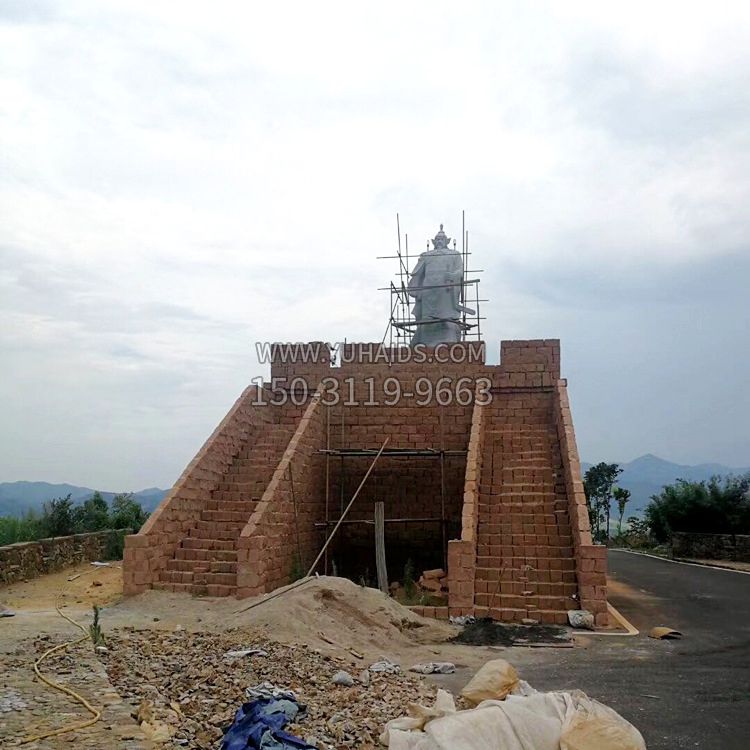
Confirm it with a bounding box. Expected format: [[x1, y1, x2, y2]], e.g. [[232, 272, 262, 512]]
[[98, 628, 437, 749]]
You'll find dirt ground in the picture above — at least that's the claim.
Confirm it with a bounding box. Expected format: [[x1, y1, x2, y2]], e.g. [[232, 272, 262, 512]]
[[0, 561, 644, 749]]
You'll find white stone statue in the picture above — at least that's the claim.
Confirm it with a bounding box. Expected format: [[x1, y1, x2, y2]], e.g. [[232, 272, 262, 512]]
[[408, 224, 465, 346]]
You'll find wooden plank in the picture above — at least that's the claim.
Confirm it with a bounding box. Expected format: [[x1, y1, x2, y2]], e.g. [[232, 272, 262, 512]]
[[374, 501, 388, 594]]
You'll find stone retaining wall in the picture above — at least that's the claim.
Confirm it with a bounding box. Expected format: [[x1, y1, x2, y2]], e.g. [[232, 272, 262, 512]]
[[672, 531, 750, 562], [0, 529, 126, 585]]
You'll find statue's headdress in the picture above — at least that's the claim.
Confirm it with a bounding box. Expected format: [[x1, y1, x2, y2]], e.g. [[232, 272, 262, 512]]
[[431, 224, 451, 250]]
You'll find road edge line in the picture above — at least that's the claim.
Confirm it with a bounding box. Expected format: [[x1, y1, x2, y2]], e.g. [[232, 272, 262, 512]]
[[610, 548, 750, 575]]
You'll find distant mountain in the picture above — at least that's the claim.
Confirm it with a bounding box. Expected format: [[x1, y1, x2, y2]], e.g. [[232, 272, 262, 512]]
[[0, 481, 167, 517], [580, 454, 750, 516]]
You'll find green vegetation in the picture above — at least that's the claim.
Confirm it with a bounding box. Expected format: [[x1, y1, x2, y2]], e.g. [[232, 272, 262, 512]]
[[89, 605, 106, 648], [583, 462, 624, 543], [645, 474, 750, 543], [0, 491, 149, 546], [585, 465, 750, 549]]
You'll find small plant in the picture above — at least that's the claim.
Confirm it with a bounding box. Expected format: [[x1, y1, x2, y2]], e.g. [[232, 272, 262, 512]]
[[89, 605, 105, 648], [290, 554, 305, 582]]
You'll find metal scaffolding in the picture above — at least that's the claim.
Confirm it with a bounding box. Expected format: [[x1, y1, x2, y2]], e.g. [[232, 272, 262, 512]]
[[377, 211, 486, 349]]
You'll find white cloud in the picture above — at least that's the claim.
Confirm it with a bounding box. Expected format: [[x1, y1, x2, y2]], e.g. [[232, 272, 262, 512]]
[[1, 0, 749, 487]]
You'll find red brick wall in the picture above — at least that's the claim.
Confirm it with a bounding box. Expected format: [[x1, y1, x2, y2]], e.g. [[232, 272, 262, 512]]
[[236, 391, 327, 595], [554, 380, 608, 626], [123, 385, 273, 594], [447, 396, 486, 612]]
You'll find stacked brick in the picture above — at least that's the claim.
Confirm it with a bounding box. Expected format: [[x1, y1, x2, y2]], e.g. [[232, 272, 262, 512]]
[[122, 339, 607, 626], [124, 385, 274, 595], [554, 381, 608, 626], [472, 391, 577, 624], [236, 392, 328, 596], [153, 421, 297, 596]]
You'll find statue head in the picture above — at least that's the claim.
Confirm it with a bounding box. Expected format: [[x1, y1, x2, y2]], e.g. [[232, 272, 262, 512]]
[[431, 224, 451, 250]]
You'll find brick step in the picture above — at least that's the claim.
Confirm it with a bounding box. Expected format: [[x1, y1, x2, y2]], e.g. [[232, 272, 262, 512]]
[[475, 545, 575, 556], [175, 547, 237, 562], [166, 559, 237, 574], [476, 511, 566, 522], [160, 569, 237, 587], [478, 492, 560, 500], [476, 544, 574, 555], [204, 499, 260, 512], [477, 501, 562, 512], [222, 468, 279, 482], [201, 509, 254, 523], [153, 581, 237, 597], [474, 592, 577, 610], [476, 520, 571, 531], [478, 489, 563, 498], [475, 553, 575, 565], [477, 535, 573, 545], [229, 452, 285, 464], [475, 561, 577, 576], [476, 523, 571, 534], [189, 524, 240, 541], [482, 455, 555, 464], [211, 490, 264, 502], [474, 581, 577, 598], [215, 479, 269, 491], [473, 567, 577, 582], [181, 537, 236, 551]]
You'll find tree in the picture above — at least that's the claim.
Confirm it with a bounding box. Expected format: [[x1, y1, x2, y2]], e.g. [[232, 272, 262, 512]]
[[42, 495, 75, 537], [645, 474, 750, 543], [583, 463, 623, 543], [73, 491, 110, 532], [109, 493, 149, 532], [613, 487, 631, 535]]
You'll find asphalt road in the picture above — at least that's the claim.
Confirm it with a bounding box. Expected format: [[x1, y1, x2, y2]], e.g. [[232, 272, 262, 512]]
[[601, 549, 750, 749], [517, 550, 750, 750]]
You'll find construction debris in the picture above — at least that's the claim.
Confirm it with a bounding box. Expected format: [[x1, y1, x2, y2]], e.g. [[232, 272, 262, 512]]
[[409, 662, 456, 675], [369, 657, 401, 674], [224, 647, 269, 660], [332, 670, 355, 687], [99, 628, 436, 749], [568, 609, 595, 630], [649, 626, 683, 640], [449, 615, 476, 626]]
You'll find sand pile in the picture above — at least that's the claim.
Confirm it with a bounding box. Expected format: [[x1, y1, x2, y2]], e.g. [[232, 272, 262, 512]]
[[234, 576, 457, 658]]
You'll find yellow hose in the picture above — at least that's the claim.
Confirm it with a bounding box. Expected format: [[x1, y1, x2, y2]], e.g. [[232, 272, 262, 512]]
[[20, 569, 104, 744]]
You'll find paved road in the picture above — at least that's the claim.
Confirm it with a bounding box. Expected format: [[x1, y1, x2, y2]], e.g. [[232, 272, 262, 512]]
[[602, 550, 750, 749], [512, 550, 750, 750]]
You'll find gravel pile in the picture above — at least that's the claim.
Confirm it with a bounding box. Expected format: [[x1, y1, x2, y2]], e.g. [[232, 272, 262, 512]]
[[99, 627, 437, 749]]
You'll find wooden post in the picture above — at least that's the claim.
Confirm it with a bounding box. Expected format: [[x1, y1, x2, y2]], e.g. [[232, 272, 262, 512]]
[[374, 501, 388, 594]]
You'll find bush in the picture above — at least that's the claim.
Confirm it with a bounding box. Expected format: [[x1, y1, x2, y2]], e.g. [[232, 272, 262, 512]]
[[0, 491, 149, 548], [645, 474, 750, 543]]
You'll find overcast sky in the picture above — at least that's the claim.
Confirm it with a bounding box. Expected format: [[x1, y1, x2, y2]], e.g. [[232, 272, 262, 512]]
[[1, 1, 749, 491]]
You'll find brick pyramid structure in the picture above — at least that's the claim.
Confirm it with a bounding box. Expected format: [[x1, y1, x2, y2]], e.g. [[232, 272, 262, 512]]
[[124, 340, 608, 626]]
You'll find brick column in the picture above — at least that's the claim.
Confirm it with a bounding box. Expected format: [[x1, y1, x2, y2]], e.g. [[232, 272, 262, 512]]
[[554, 380, 608, 626]]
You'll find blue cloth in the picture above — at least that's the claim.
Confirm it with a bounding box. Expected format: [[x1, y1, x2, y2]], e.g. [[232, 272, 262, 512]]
[[220, 697, 315, 750]]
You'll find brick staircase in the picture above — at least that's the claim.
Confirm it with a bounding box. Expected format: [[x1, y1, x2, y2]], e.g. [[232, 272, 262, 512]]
[[474, 403, 577, 624], [154, 422, 295, 596]]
